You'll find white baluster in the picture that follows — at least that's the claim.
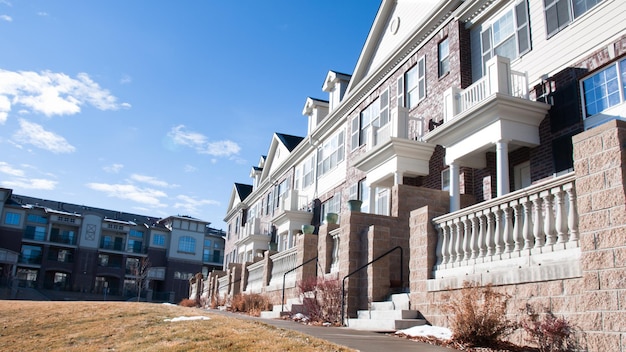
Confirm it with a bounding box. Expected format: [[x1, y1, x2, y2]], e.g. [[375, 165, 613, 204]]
[[554, 189, 569, 243], [531, 196, 544, 249], [543, 192, 556, 246], [448, 221, 457, 264], [441, 223, 450, 265], [566, 186, 579, 242], [503, 205, 514, 253], [520, 198, 532, 250], [494, 207, 504, 255], [454, 219, 464, 264], [512, 202, 523, 252], [486, 210, 496, 257], [478, 214, 487, 258], [463, 217, 472, 261], [470, 215, 479, 260]]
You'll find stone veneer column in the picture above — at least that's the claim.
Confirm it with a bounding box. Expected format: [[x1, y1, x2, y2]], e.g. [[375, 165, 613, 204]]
[[229, 263, 242, 296], [296, 233, 319, 282], [572, 119, 626, 351], [318, 223, 339, 275], [367, 225, 390, 302]]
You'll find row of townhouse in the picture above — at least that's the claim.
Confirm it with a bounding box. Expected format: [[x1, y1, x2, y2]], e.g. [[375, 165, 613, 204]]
[[210, 0, 626, 349], [0, 187, 225, 303]]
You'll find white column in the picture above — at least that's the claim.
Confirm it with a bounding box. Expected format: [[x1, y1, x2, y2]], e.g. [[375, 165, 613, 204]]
[[495, 140, 510, 197], [369, 185, 376, 215], [394, 171, 403, 185], [449, 162, 460, 212], [287, 230, 294, 249]]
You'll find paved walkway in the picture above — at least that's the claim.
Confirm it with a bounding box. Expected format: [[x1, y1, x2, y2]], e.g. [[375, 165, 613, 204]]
[[207, 309, 455, 352]]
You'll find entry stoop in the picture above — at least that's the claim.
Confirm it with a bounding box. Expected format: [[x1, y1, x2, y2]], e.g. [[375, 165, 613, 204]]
[[259, 297, 305, 319], [346, 293, 427, 332]]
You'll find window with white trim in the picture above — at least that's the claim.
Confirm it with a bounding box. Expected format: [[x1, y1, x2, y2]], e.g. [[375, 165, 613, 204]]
[[153, 234, 165, 246], [581, 58, 626, 118], [544, 0, 603, 37], [480, 0, 530, 75], [405, 57, 426, 109], [320, 193, 341, 224], [317, 130, 345, 176], [351, 90, 389, 150], [439, 38, 450, 77], [295, 155, 315, 190]]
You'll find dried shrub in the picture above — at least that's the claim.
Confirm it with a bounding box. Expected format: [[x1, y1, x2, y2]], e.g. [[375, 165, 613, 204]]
[[297, 276, 342, 325], [521, 304, 586, 352], [442, 282, 517, 347], [178, 298, 199, 308], [229, 293, 272, 316]]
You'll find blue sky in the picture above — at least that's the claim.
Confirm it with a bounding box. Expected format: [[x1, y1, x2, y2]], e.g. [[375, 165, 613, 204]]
[[0, 1, 381, 229]]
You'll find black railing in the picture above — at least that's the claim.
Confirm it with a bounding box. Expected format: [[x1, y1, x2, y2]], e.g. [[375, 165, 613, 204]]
[[49, 234, 77, 245], [340, 246, 403, 325], [281, 256, 318, 312]]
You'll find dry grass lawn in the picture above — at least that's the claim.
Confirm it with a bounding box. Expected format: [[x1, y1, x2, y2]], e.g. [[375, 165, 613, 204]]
[[0, 300, 354, 352]]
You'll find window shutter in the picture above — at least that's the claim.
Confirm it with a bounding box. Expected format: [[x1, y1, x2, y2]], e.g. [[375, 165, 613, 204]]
[[481, 27, 492, 75], [351, 115, 360, 150], [515, 1, 531, 55], [397, 76, 404, 107], [418, 56, 426, 101]]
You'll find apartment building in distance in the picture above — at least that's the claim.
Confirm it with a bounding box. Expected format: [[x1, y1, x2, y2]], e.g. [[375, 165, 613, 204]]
[[200, 0, 626, 349], [0, 188, 225, 303]]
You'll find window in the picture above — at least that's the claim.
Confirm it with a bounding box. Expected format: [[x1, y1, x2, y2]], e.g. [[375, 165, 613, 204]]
[[376, 188, 390, 216], [204, 239, 212, 248], [275, 179, 288, 209], [20, 245, 42, 264], [349, 179, 371, 214], [317, 131, 345, 176], [24, 225, 46, 241], [129, 229, 144, 238], [27, 214, 47, 224], [296, 155, 315, 190], [405, 57, 426, 109], [4, 212, 20, 225], [320, 193, 341, 224], [439, 38, 450, 77], [581, 58, 626, 117], [544, 0, 603, 37], [481, 1, 530, 74], [351, 90, 389, 150], [442, 168, 450, 191], [178, 236, 196, 253], [153, 234, 165, 246]]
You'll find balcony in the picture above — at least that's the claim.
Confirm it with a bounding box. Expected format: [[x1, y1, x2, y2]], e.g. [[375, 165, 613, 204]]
[[429, 172, 580, 290], [353, 107, 435, 187], [19, 254, 42, 265], [50, 233, 77, 246], [423, 56, 551, 170], [271, 190, 313, 238], [203, 254, 223, 264]]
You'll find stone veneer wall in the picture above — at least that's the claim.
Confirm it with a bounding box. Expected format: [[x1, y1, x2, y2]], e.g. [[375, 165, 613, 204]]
[[409, 120, 626, 351]]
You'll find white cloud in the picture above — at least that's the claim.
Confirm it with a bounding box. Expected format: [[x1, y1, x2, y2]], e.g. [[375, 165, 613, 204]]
[[103, 163, 124, 173], [120, 74, 132, 85], [86, 182, 167, 207], [37, 12, 48, 17], [183, 164, 197, 173], [167, 125, 241, 158], [0, 69, 130, 119], [12, 118, 75, 153], [130, 174, 177, 188], [0, 161, 24, 176], [173, 194, 219, 215], [0, 15, 11, 22], [2, 178, 57, 190]]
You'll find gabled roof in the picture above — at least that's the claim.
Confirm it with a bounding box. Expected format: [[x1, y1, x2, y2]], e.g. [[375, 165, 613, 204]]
[[275, 133, 304, 152], [234, 183, 253, 200], [347, 0, 442, 94]]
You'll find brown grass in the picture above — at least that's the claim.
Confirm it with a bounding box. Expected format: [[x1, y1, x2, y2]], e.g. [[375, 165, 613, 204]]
[[0, 300, 354, 352]]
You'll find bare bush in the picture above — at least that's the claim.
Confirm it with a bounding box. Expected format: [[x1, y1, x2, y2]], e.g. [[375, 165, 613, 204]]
[[178, 298, 199, 308], [521, 304, 586, 352], [229, 293, 272, 316], [298, 276, 342, 325], [442, 282, 518, 347]]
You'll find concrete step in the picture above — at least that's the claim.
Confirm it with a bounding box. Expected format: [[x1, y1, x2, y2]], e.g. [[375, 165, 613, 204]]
[[390, 293, 411, 310], [346, 317, 427, 332], [370, 301, 395, 310], [357, 309, 419, 320]]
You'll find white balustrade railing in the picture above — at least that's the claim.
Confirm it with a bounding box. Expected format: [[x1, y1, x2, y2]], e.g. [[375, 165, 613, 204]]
[[245, 261, 265, 293], [269, 247, 298, 287], [432, 172, 579, 275], [217, 276, 229, 297], [330, 228, 341, 273], [444, 56, 530, 122]]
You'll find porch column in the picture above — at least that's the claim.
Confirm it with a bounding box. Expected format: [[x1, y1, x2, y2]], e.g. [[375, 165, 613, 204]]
[[394, 171, 403, 185], [496, 140, 510, 197], [287, 230, 294, 249], [449, 162, 460, 212], [369, 185, 376, 214]]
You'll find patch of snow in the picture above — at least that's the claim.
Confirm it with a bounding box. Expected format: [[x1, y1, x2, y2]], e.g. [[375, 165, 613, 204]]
[[164, 316, 211, 322], [396, 325, 452, 340]]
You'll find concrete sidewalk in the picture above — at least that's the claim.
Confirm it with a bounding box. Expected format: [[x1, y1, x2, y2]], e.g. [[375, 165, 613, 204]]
[[207, 309, 455, 352]]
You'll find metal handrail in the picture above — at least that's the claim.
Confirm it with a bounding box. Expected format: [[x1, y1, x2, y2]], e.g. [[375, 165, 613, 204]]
[[281, 256, 318, 312], [340, 246, 403, 325]]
